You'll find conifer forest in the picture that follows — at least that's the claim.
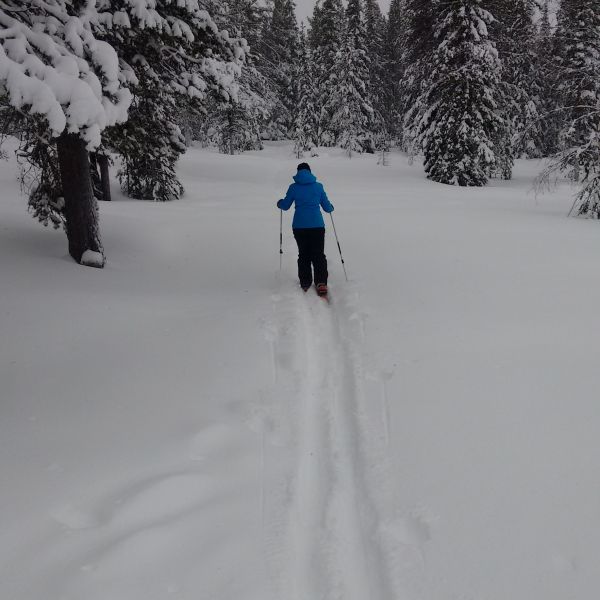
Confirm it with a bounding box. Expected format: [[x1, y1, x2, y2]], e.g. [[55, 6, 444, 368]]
[[1, 0, 600, 266]]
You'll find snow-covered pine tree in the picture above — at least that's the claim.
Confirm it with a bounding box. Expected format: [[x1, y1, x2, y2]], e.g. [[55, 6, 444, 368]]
[[400, 0, 438, 153], [218, 94, 266, 154], [547, 0, 600, 216], [260, 0, 300, 139], [198, 72, 273, 154], [488, 0, 542, 160], [0, 0, 133, 266], [100, 0, 245, 199], [363, 0, 389, 149], [553, 0, 600, 183], [536, 1, 560, 157], [112, 69, 186, 201], [293, 27, 319, 157], [382, 0, 406, 145], [418, 0, 505, 186], [309, 0, 345, 146], [204, 0, 272, 153], [328, 0, 377, 155]]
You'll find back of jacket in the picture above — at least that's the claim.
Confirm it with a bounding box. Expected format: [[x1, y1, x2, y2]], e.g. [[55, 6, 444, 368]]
[[277, 170, 334, 229]]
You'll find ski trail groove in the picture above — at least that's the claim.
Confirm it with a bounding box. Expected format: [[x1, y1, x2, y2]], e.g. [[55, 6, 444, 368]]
[[285, 290, 332, 600], [273, 285, 400, 600]]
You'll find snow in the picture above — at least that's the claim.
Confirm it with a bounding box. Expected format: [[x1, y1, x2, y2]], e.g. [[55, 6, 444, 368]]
[[2, 140, 600, 600], [80, 249, 105, 268], [0, 8, 131, 148]]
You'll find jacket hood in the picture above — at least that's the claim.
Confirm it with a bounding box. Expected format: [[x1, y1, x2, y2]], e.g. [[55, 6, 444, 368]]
[[293, 170, 317, 185]]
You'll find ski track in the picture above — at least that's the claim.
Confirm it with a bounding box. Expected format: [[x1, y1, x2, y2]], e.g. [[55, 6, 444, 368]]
[[268, 282, 406, 600]]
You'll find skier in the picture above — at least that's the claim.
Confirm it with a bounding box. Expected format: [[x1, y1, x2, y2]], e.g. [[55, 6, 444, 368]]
[[277, 163, 334, 296]]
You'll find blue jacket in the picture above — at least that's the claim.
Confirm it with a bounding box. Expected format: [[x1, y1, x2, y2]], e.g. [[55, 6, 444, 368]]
[[277, 170, 334, 229]]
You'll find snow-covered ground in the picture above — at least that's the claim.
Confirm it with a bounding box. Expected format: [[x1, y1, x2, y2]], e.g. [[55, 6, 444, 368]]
[[2, 142, 600, 600]]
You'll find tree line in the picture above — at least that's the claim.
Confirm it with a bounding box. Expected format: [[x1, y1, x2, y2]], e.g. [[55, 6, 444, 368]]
[[1, 0, 599, 267]]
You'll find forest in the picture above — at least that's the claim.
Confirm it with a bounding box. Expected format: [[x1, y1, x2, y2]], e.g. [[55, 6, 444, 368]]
[[1, 0, 599, 267]]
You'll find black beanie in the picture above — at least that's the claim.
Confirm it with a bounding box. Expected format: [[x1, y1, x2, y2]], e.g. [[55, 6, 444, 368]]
[[297, 162, 311, 172]]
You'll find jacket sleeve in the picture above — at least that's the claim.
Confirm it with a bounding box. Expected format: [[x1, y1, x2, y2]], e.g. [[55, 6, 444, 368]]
[[277, 185, 295, 210], [319, 184, 334, 213]]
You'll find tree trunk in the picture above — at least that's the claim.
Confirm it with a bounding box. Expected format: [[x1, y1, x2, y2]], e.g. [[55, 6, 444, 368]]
[[56, 133, 105, 267], [98, 154, 112, 202]]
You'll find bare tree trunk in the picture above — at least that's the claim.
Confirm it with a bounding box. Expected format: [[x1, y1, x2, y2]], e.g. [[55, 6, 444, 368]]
[[56, 133, 105, 268], [98, 154, 111, 202]]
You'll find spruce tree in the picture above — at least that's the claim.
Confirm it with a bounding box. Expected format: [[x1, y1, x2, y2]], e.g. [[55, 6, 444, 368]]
[[111, 0, 245, 176], [0, 0, 133, 266], [261, 0, 300, 138], [309, 0, 346, 146], [419, 0, 505, 186], [113, 70, 186, 201], [553, 0, 600, 183], [400, 0, 437, 152], [363, 0, 388, 147], [207, 0, 272, 153], [328, 0, 377, 155], [14, 0, 244, 247], [536, 1, 560, 157], [293, 28, 319, 157], [489, 0, 542, 159], [383, 0, 406, 144], [548, 0, 600, 216]]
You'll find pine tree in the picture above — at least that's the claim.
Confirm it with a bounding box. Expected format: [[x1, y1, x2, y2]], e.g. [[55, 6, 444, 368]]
[[0, 0, 133, 266], [293, 27, 319, 157], [536, 1, 560, 157], [309, 0, 346, 146], [400, 0, 437, 152], [547, 0, 600, 216], [328, 0, 377, 155], [261, 0, 300, 138], [102, 1, 245, 195], [383, 0, 406, 144], [419, 0, 505, 186], [205, 0, 272, 153], [363, 0, 388, 147], [114, 70, 186, 201], [5, 0, 244, 262], [488, 0, 542, 159], [553, 0, 600, 183]]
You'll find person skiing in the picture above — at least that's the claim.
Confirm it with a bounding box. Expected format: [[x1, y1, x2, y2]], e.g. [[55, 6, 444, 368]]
[[277, 163, 334, 296]]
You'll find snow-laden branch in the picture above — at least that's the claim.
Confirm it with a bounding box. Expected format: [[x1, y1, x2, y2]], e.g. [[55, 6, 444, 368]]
[[0, 1, 132, 148]]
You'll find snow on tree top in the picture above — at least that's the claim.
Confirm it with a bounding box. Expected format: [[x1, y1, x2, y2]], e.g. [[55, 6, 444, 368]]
[[0, 5, 131, 148]]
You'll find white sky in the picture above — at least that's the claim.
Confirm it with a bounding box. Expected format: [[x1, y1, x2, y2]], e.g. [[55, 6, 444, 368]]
[[294, 0, 557, 26], [295, 0, 391, 24]]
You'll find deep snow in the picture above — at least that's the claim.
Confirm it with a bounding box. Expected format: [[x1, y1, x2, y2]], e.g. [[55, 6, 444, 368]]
[[1, 142, 600, 600]]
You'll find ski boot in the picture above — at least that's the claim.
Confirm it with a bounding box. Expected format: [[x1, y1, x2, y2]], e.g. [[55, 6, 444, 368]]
[[316, 283, 328, 298]]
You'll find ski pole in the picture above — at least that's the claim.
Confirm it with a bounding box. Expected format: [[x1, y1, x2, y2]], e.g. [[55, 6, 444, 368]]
[[329, 213, 348, 281], [279, 209, 283, 270]]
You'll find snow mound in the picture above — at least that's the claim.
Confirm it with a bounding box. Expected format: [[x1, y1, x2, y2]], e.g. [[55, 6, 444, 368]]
[[80, 249, 105, 268]]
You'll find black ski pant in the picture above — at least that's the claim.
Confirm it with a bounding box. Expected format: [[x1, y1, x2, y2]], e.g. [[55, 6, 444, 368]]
[[293, 227, 328, 287]]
